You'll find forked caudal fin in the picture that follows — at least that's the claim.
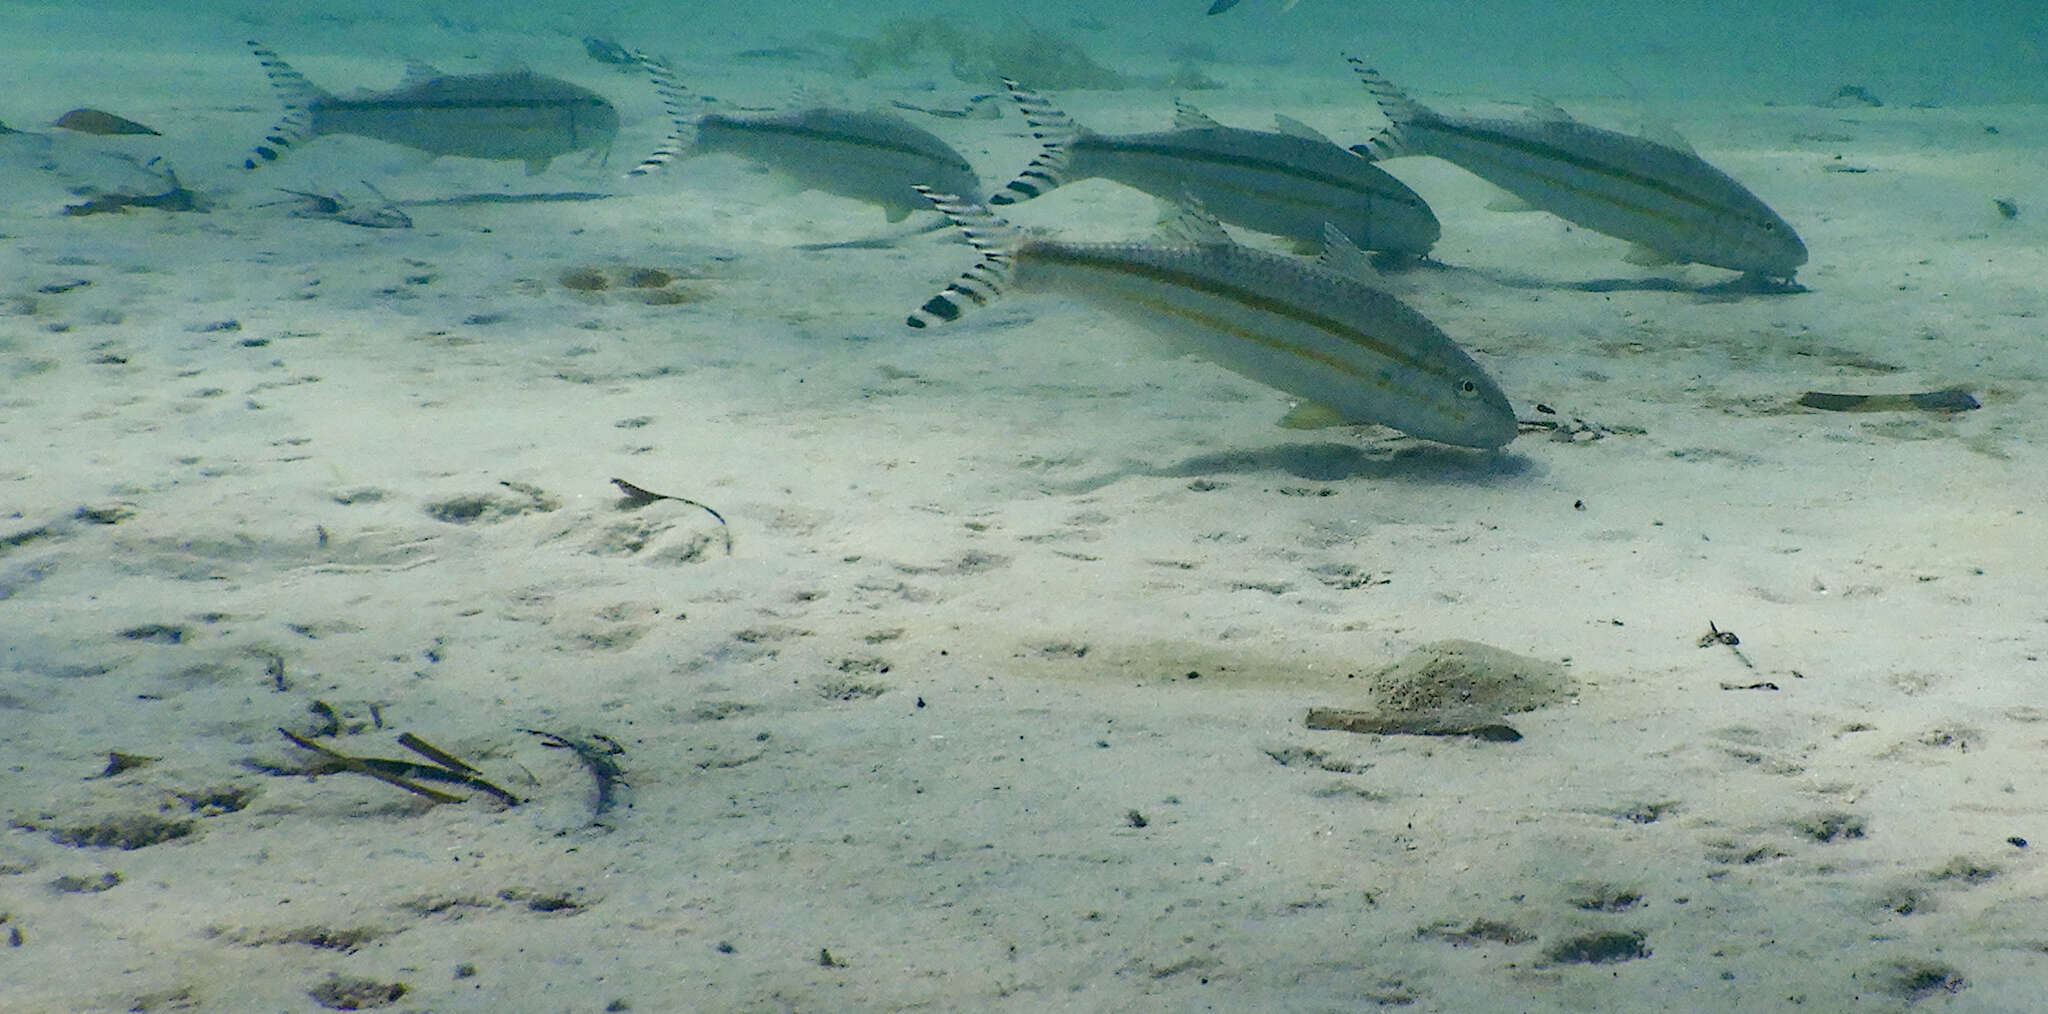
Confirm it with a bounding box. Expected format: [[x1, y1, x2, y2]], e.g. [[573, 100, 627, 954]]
[[987, 79, 1083, 206], [622, 52, 692, 178], [1343, 56, 1428, 161], [904, 187, 1020, 328], [242, 41, 330, 169]]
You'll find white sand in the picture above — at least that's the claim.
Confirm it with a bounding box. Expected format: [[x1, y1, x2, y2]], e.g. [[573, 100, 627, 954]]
[[3, 5, 2046, 1012]]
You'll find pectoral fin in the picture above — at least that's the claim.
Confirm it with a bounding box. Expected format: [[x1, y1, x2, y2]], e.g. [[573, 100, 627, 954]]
[[1271, 113, 1335, 146], [1279, 402, 1349, 429], [1623, 244, 1679, 266], [1483, 190, 1540, 212]]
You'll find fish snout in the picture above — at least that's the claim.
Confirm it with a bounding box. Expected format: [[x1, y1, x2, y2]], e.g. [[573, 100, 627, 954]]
[[1405, 371, 1518, 450]]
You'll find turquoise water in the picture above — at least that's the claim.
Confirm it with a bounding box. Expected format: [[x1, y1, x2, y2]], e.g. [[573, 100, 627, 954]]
[[2, 2, 2043, 1012]]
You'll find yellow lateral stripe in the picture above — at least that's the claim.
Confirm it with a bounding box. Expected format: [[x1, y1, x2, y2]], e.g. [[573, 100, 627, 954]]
[[1125, 292, 1411, 404], [1034, 247, 1439, 377], [1090, 137, 1407, 199], [1139, 172, 1349, 215], [1442, 144, 1692, 227], [711, 119, 972, 170], [1421, 119, 1734, 219]]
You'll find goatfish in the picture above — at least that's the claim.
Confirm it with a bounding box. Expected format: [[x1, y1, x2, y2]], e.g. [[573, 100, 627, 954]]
[[905, 188, 1515, 450], [242, 41, 619, 174], [623, 70, 982, 222], [991, 80, 1439, 259], [1347, 59, 1806, 280], [694, 108, 983, 221]]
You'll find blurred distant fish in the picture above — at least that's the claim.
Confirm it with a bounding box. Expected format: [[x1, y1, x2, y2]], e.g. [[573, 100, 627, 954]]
[[581, 36, 638, 66], [242, 41, 620, 174], [624, 70, 982, 222], [991, 80, 1438, 258], [1207, 0, 1301, 13], [906, 188, 1515, 450], [699, 109, 984, 220], [1347, 58, 1806, 279]]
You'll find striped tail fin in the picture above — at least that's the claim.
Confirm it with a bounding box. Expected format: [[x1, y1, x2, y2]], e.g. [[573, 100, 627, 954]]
[[988, 79, 1082, 206], [624, 52, 691, 178], [905, 187, 1019, 329], [1344, 57, 1427, 161], [242, 41, 329, 170]]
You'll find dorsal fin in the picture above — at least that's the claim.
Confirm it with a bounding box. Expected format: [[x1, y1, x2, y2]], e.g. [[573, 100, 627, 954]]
[[1595, 64, 1696, 152], [624, 51, 693, 178], [1523, 98, 1575, 124], [1271, 113, 1335, 145], [1156, 197, 1232, 246], [399, 61, 445, 88], [1634, 118, 1697, 154], [241, 41, 333, 170], [786, 83, 842, 110], [1316, 223, 1380, 282], [989, 79, 1086, 205], [1171, 99, 1223, 129], [905, 188, 1020, 329]]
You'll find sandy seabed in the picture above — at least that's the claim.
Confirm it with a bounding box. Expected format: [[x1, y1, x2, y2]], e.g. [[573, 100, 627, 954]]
[[2, 8, 2046, 1013]]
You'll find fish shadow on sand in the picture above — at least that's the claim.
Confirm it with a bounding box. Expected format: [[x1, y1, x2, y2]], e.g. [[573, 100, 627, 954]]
[[1552, 273, 1805, 298], [1421, 259, 1808, 298], [1058, 440, 1528, 492]]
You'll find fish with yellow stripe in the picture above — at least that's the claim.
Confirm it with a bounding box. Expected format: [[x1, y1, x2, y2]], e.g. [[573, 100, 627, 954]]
[[242, 42, 621, 175], [691, 107, 984, 221], [991, 80, 1440, 259], [905, 188, 1515, 450], [622, 70, 984, 222], [1347, 58, 1806, 280]]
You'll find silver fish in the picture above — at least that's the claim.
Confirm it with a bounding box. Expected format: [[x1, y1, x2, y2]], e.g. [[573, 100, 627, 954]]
[[243, 42, 619, 174], [1348, 58, 1806, 279], [906, 189, 1515, 450], [992, 80, 1439, 258], [617, 64, 981, 222], [687, 106, 984, 222], [1207, 0, 1302, 12]]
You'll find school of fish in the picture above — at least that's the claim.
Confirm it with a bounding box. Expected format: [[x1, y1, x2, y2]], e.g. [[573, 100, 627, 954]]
[[36, 35, 1810, 454]]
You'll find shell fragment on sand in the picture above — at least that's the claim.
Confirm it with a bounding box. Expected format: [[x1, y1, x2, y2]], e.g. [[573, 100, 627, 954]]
[[52, 108, 161, 136], [1307, 640, 1573, 739], [1796, 389, 1979, 413]]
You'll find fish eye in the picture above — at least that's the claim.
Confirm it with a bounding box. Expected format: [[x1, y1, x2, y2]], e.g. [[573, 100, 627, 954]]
[[1455, 378, 1479, 399]]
